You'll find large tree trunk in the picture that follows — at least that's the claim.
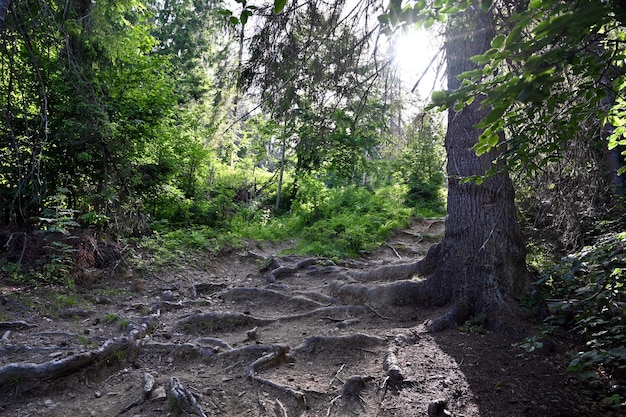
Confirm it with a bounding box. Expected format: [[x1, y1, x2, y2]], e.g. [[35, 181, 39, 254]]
[[424, 7, 531, 329]]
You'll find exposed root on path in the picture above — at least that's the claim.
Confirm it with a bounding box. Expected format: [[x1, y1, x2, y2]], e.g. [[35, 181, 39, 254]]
[[264, 257, 326, 283], [330, 279, 431, 307], [246, 345, 307, 406], [218, 287, 326, 308], [0, 337, 132, 386], [0, 313, 159, 387], [175, 311, 275, 331], [294, 333, 385, 355]]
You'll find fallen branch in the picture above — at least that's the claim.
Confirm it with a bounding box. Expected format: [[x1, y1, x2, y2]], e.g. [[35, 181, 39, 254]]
[[383, 347, 404, 386]]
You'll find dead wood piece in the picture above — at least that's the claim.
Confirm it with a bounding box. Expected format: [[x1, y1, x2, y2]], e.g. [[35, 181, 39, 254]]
[[143, 372, 156, 398], [169, 377, 208, 417], [219, 288, 324, 309], [384, 242, 402, 259], [383, 347, 404, 385], [0, 337, 131, 386], [0, 321, 36, 330], [127, 314, 160, 365], [247, 345, 291, 375], [265, 258, 320, 283], [274, 398, 288, 417], [175, 312, 275, 332], [294, 333, 384, 356]]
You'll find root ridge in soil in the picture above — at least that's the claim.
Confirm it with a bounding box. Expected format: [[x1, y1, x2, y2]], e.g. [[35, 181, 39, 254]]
[[0, 220, 611, 416]]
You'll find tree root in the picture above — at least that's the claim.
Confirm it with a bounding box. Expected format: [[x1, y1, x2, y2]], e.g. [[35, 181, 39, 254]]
[[292, 291, 340, 305], [197, 337, 233, 351], [216, 344, 289, 365], [279, 305, 367, 322], [247, 345, 292, 375], [175, 311, 275, 332], [169, 376, 208, 417], [218, 287, 325, 308], [424, 302, 469, 333], [340, 375, 374, 399], [330, 279, 431, 307], [0, 312, 159, 387], [0, 321, 36, 330], [294, 333, 385, 355], [264, 257, 324, 283], [0, 337, 132, 386], [348, 243, 442, 283], [246, 345, 306, 405]]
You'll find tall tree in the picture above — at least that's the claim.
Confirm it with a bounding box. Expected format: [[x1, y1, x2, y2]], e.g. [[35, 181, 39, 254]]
[[243, 0, 391, 191], [422, 6, 531, 329]]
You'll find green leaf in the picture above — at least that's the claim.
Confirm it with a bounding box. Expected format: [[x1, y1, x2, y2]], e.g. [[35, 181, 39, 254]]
[[273, 0, 287, 14], [528, 0, 542, 10], [476, 104, 509, 128], [491, 34, 505, 49], [431, 90, 448, 105], [229, 16, 239, 24]]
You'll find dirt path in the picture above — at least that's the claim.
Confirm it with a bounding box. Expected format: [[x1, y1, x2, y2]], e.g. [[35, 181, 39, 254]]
[[0, 220, 610, 416]]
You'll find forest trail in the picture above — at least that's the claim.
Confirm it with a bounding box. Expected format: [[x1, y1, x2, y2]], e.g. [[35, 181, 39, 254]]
[[0, 220, 606, 416]]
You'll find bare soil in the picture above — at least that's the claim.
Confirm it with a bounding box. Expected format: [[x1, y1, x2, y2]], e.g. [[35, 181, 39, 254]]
[[0, 220, 618, 416]]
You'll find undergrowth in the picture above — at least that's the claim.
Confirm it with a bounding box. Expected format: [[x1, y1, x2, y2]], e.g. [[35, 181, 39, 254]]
[[527, 232, 626, 407], [141, 180, 444, 263]]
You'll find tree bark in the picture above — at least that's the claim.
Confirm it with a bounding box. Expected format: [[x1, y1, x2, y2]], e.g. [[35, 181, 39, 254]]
[[424, 7, 531, 328]]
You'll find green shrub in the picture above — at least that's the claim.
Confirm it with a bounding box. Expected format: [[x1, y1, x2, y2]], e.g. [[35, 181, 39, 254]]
[[535, 232, 626, 398]]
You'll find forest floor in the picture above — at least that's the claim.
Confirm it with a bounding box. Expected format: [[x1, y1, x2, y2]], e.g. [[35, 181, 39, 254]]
[[0, 220, 620, 417]]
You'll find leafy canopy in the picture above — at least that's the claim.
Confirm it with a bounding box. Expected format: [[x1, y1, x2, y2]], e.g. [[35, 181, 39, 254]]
[[379, 0, 626, 176]]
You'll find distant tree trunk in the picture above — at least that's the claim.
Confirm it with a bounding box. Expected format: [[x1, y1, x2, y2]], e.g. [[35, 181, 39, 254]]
[[0, 0, 9, 32], [275, 134, 286, 211], [424, 7, 531, 330]]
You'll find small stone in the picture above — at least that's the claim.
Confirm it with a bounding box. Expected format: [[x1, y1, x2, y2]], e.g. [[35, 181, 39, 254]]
[[94, 391, 102, 398], [151, 386, 167, 401], [162, 290, 173, 301], [44, 399, 54, 406]]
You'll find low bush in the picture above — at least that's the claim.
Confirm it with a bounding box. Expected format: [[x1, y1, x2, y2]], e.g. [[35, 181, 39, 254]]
[[532, 232, 626, 404]]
